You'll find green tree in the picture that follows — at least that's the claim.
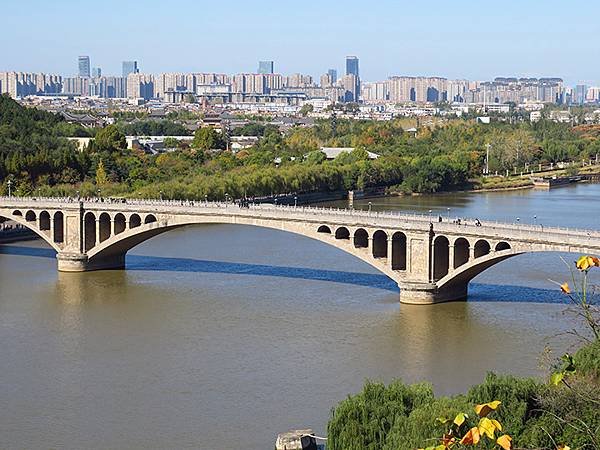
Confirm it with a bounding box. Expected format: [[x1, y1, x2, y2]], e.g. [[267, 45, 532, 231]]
[[192, 127, 224, 150], [94, 125, 126, 152], [299, 104, 314, 117]]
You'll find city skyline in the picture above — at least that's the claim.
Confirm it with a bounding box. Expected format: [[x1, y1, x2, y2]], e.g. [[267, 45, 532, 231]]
[[1, 0, 599, 86]]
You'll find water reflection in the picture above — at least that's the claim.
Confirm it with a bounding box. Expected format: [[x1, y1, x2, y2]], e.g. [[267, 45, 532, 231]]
[[1, 244, 571, 305]]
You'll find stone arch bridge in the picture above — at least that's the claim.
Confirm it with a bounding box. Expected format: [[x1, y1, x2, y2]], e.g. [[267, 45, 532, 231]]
[[2, 196, 600, 304]]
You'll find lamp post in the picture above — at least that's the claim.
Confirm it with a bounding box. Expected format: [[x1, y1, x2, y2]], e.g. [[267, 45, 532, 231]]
[[225, 192, 229, 204], [159, 190, 163, 201], [7, 180, 12, 197], [447, 207, 450, 221], [76, 190, 80, 200], [97, 189, 101, 198], [205, 194, 208, 204], [368, 202, 372, 214], [37, 188, 41, 199], [533, 215, 537, 226], [294, 195, 298, 208], [428, 209, 432, 223]]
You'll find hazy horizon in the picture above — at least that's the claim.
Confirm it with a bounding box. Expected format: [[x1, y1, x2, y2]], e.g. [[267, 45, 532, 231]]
[[2, 0, 598, 86]]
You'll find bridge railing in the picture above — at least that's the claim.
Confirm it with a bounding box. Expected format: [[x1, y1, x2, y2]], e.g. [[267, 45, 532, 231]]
[[2, 196, 600, 245]]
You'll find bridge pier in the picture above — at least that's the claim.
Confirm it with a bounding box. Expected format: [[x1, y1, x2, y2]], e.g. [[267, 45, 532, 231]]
[[57, 252, 126, 272], [398, 281, 468, 305]]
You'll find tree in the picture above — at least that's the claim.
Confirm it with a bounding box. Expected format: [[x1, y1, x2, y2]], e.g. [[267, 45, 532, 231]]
[[95, 125, 126, 152], [95, 159, 108, 186], [299, 104, 314, 117], [192, 127, 224, 151]]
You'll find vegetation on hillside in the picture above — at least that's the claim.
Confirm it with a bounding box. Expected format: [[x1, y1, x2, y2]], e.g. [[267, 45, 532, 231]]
[[2, 94, 600, 199]]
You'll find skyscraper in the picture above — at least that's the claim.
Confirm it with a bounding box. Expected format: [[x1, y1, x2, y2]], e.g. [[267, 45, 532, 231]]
[[122, 61, 139, 78], [258, 61, 274, 74], [345, 56, 360, 101], [575, 84, 587, 105], [78, 56, 90, 78], [91, 67, 102, 78], [345, 56, 359, 77], [328, 69, 337, 84]]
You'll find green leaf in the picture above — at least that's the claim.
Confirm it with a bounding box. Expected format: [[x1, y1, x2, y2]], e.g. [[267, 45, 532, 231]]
[[453, 412, 468, 427], [550, 371, 564, 386]]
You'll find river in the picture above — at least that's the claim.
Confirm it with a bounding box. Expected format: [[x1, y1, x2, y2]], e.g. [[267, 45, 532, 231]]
[[1, 184, 599, 449]]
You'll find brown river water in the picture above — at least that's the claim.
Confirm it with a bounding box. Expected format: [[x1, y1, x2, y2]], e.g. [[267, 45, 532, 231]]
[[1, 184, 599, 449]]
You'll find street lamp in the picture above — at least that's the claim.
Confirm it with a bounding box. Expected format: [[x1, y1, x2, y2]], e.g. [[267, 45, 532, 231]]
[[428, 209, 432, 222], [205, 194, 208, 204], [76, 190, 80, 200], [447, 207, 450, 221], [294, 195, 298, 207], [7, 180, 12, 197], [533, 215, 537, 226], [368, 202, 372, 213], [225, 192, 229, 204], [159, 190, 163, 201], [97, 189, 101, 198]]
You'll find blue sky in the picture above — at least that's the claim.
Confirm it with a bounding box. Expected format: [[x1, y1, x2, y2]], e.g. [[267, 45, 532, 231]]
[[1, 0, 598, 85]]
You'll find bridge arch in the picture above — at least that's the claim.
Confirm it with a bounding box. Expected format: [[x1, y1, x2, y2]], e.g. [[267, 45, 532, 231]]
[[25, 210, 36, 222], [114, 213, 126, 235], [129, 214, 142, 229], [99, 213, 111, 243], [0, 210, 61, 252], [433, 235, 450, 280], [144, 214, 157, 224], [335, 227, 349, 240], [12, 210, 22, 216], [39, 211, 51, 232], [317, 225, 331, 234], [453, 237, 469, 269], [391, 232, 406, 270], [495, 241, 511, 251], [354, 228, 368, 248], [437, 248, 521, 291], [84, 219, 401, 283], [372, 230, 387, 258], [474, 239, 491, 258], [53, 211, 64, 243], [84, 212, 96, 252]]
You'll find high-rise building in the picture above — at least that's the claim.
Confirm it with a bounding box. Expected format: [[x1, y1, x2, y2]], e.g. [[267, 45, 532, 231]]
[[122, 61, 139, 78], [345, 56, 360, 101], [328, 69, 337, 84], [575, 84, 587, 105], [127, 73, 154, 100], [346, 56, 359, 77], [78, 56, 90, 77], [258, 61, 274, 74], [91, 67, 102, 78]]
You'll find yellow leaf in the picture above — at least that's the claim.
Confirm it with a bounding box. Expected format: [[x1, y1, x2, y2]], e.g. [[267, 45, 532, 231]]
[[478, 417, 496, 439], [460, 427, 480, 445], [491, 419, 502, 432], [474, 400, 501, 417], [497, 434, 513, 450], [453, 412, 468, 427], [557, 445, 571, 450], [560, 282, 571, 294], [576, 255, 600, 271]]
